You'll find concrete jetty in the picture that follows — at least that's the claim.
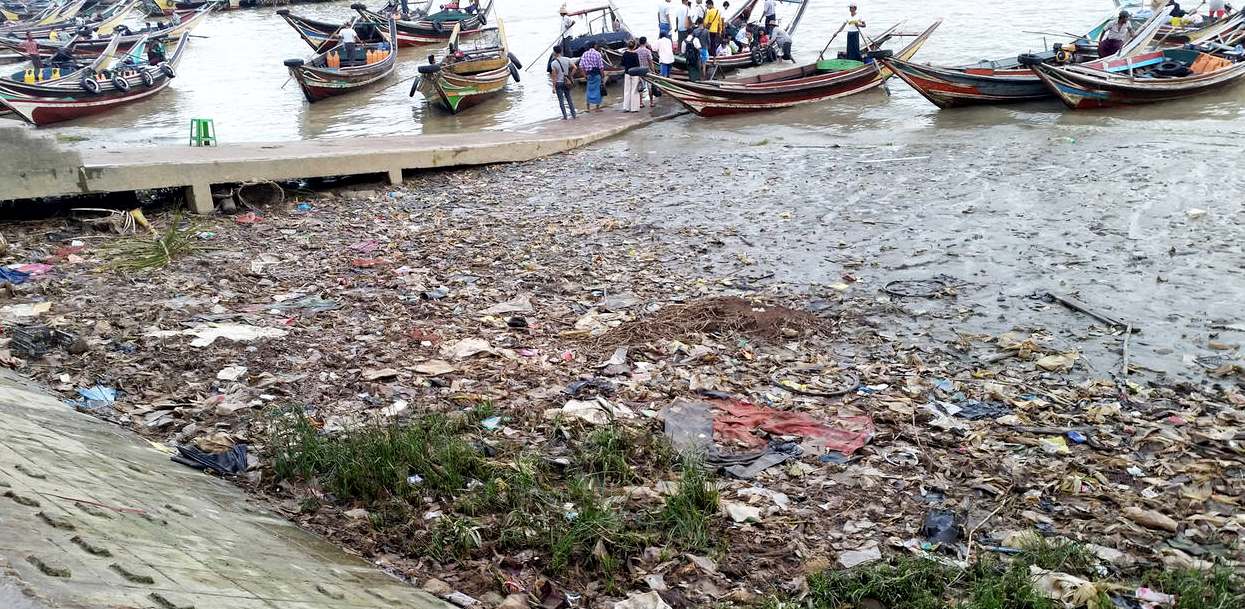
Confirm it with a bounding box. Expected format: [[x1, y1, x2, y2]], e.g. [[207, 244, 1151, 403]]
[[0, 368, 455, 609], [2, 107, 682, 213]]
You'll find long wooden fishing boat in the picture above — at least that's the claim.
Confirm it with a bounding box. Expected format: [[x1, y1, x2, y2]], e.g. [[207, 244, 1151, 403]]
[[283, 15, 397, 102], [646, 20, 942, 117], [879, 8, 1172, 109], [1023, 44, 1245, 109], [0, 5, 209, 59], [0, 0, 86, 32], [0, 31, 124, 96], [355, 0, 493, 46], [0, 30, 187, 125], [0, 0, 134, 38], [277, 4, 432, 50], [413, 19, 516, 113]]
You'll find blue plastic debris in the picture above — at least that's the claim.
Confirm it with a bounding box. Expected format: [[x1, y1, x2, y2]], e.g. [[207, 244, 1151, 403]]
[[73, 385, 117, 412], [934, 379, 954, 393], [1066, 430, 1087, 444], [294, 202, 313, 212], [0, 268, 31, 284], [481, 416, 503, 430]]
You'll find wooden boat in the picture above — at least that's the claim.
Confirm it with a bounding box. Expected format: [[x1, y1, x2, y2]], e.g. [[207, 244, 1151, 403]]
[[355, 0, 493, 46], [413, 19, 516, 113], [646, 20, 942, 117], [0, 0, 134, 38], [283, 15, 397, 103], [0, 30, 187, 125], [1023, 44, 1245, 108], [277, 8, 357, 51], [0, 31, 124, 97], [143, 0, 176, 16], [0, 5, 209, 60], [880, 8, 1172, 108]]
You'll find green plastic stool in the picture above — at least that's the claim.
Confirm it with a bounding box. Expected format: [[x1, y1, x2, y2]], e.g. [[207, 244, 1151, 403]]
[[189, 118, 216, 147]]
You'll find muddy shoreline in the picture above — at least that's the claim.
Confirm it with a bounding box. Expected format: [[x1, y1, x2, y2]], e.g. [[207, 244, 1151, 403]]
[[0, 125, 1241, 607]]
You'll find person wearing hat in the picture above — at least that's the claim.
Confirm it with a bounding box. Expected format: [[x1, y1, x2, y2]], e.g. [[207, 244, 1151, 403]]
[[845, 3, 866, 61], [1098, 11, 1136, 58]]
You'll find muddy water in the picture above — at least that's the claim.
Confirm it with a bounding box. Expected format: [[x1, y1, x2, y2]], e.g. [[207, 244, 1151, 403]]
[[10, 0, 1216, 146]]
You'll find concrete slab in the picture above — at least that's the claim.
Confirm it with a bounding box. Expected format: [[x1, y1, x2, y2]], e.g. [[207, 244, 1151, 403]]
[[0, 369, 455, 609], [2, 107, 684, 213]]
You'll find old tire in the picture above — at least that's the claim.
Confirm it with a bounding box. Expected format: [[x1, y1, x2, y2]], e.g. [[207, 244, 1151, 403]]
[[140, 70, 155, 86], [507, 51, 522, 70], [750, 46, 763, 65], [276, 8, 289, 15], [417, 63, 441, 74], [508, 63, 520, 82], [159, 62, 176, 78], [112, 75, 131, 91], [80, 77, 100, 94], [1017, 53, 1044, 66], [409, 76, 421, 97], [283, 58, 304, 68]]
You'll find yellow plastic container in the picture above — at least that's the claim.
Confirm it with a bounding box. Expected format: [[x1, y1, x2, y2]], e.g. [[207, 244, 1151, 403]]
[[23, 68, 35, 83]]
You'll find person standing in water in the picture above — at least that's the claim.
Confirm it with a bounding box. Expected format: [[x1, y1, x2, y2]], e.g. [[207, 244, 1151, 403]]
[[845, 3, 866, 61]]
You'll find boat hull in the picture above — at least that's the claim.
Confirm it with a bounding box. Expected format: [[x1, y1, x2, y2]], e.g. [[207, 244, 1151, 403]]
[[882, 58, 1050, 108], [418, 65, 509, 113], [647, 21, 942, 117], [1029, 58, 1245, 109]]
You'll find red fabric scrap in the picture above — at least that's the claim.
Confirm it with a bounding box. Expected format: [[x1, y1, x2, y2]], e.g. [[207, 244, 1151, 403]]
[[711, 399, 874, 455]]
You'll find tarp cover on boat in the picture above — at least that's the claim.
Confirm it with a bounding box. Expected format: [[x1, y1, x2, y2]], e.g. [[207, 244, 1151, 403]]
[[566, 31, 630, 57]]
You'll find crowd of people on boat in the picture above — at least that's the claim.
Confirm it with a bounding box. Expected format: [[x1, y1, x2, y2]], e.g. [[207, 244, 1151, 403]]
[[548, 0, 860, 120]]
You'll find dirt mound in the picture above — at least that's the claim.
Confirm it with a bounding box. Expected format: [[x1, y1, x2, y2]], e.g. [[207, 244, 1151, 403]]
[[594, 296, 825, 348]]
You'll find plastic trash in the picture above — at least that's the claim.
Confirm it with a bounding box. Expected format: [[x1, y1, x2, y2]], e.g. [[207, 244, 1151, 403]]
[[171, 444, 248, 475]]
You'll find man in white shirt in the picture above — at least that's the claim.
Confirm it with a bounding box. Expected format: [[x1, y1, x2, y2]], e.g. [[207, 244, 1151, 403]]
[[675, 0, 690, 46], [845, 3, 865, 60], [338, 26, 359, 64], [692, 0, 706, 25], [656, 31, 675, 77], [658, 0, 672, 37], [762, 0, 777, 33]]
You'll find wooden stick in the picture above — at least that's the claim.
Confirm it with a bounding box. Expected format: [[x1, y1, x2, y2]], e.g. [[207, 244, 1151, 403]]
[[817, 20, 848, 60]]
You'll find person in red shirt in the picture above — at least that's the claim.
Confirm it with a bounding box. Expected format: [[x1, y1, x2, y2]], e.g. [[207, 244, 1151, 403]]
[[22, 33, 42, 71]]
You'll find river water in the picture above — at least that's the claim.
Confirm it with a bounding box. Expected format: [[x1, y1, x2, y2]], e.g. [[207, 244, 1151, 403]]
[[15, 0, 1244, 147]]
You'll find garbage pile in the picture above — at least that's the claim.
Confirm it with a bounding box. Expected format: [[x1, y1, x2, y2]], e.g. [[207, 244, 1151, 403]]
[[0, 163, 1239, 608]]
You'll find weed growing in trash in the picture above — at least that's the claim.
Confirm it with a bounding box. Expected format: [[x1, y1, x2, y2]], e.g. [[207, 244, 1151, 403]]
[[549, 477, 650, 577], [660, 455, 721, 551], [1143, 565, 1243, 609], [428, 515, 484, 560], [103, 214, 199, 273], [265, 407, 489, 502]]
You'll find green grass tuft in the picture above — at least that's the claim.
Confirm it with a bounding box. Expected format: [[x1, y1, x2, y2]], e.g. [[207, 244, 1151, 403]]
[[549, 478, 648, 576], [105, 214, 199, 273], [577, 425, 637, 484], [660, 455, 720, 551], [265, 408, 490, 502], [1144, 566, 1244, 609]]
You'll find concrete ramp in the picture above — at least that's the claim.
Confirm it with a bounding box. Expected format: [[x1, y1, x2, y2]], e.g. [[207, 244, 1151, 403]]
[[0, 370, 453, 609]]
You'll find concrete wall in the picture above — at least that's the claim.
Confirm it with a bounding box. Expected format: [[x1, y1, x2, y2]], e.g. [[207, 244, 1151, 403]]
[[0, 126, 84, 200]]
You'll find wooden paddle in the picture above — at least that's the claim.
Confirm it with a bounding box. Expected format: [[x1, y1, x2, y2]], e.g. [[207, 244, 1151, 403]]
[[816, 20, 848, 60]]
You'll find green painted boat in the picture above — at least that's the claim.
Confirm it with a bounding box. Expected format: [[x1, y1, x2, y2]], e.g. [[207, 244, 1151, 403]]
[[413, 18, 518, 114]]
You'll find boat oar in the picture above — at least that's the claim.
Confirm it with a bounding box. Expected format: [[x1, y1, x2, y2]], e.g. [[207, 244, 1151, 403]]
[[817, 20, 848, 60]]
